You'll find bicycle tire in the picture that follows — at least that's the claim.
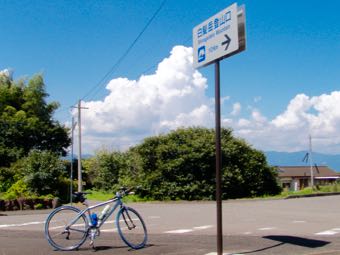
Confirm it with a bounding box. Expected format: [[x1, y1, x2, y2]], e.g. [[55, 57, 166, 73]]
[[44, 206, 89, 251], [116, 206, 148, 249]]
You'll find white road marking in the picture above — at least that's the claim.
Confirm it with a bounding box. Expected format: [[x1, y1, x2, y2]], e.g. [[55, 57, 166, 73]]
[[148, 216, 161, 219], [17, 217, 138, 231], [164, 225, 213, 234], [293, 220, 306, 223], [258, 227, 275, 231], [48, 219, 117, 230], [315, 230, 338, 236], [315, 228, 340, 236], [100, 229, 118, 233], [104, 220, 115, 224], [164, 229, 193, 234], [0, 221, 45, 228], [243, 231, 252, 235], [193, 225, 213, 230]]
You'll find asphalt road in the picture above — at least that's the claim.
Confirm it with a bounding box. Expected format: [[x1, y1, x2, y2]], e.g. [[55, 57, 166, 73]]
[[2, 195, 340, 255]]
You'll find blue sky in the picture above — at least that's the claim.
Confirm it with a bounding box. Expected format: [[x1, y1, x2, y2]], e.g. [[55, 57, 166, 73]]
[[1, 0, 340, 154]]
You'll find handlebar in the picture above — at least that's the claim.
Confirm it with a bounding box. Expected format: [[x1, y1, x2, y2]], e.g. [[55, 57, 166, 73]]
[[117, 187, 133, 196], [116, 186, 141, 198]]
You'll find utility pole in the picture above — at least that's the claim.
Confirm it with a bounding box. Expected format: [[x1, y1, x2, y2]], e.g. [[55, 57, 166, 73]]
[[78, 100, 82, 192], [70, 117, 77, 204], [309, 134, 314, 189], [74, 100, 88, 192]]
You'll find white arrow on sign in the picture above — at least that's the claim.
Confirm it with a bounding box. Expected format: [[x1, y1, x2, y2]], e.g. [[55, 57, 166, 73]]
[[221, 34, 231, 51]]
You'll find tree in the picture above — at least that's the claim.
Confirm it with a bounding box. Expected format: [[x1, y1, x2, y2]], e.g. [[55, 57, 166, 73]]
[[221, 128, 281, 198], [83, 150, 128, 191], [0, 73, 70, 167], [0, 167, 15, 192], [13, 150, 68, 198], [132, 127, 281, 200]]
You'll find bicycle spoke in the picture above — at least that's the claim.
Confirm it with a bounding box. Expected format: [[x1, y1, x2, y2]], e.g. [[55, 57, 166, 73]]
[[45, 206, 88, 251], [50, 230, 69, 239], [117, 207, 147, 249], [45, 189, 147, 251]]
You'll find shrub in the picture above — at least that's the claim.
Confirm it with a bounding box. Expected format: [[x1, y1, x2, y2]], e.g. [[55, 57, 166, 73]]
[[83, 150, 128, 192], [34, 203, 44, 210], [13, 150, 67, 199], [132, 127, 281, 200], [0, 167, 16, 192], [3, 179, 31, 200]]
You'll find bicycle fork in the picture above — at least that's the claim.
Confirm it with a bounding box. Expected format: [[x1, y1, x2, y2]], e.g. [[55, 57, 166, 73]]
[[122, 208, 136, 230]]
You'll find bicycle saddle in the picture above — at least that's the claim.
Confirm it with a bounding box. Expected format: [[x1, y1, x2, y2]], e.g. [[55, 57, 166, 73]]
[[72, 192, 90, 203]]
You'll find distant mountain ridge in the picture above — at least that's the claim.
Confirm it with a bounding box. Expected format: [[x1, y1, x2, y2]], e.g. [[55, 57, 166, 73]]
[[62, 154, 93, 161], [265, 151, 340, 171]]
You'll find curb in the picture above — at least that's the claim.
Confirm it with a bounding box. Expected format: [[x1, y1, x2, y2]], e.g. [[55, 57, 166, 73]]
[[285, 192, 340, 199]]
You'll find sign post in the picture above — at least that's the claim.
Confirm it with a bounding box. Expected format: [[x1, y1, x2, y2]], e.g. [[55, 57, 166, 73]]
[[214, 60, 223, 254], [193, 3, 246, 254]]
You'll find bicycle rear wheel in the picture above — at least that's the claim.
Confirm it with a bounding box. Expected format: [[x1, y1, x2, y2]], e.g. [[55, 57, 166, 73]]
[[45, 206, 89, 251], [116, 206, 147, 249]]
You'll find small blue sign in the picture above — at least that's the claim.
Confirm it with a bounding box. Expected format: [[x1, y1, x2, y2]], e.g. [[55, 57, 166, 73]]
[[198, 46, 206, 63]]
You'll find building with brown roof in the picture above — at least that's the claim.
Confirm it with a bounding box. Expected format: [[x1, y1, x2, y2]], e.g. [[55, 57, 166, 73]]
[[277, 166, 339, 191]]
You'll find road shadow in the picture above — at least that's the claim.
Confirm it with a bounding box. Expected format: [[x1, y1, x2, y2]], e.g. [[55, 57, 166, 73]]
[[234, 235, 330, 254], [93, 244, 154, 252], [263, 235, 330, 248], [93, 245, 125, 251]]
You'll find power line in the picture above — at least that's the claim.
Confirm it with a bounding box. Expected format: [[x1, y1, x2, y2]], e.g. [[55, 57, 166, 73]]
[[54, 2, 197, 117], [81, 0, 167, 102], [55, 33, 189, 116], [54, 32, 190, 118]]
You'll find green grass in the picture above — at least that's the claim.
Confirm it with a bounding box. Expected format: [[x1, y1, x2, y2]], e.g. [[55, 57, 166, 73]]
[[84, 184, 340, 202], [282, 187, 314, 197], [263, 184, 340, 199], [85, 190, 114, 201], [85, 189, 152, 202]]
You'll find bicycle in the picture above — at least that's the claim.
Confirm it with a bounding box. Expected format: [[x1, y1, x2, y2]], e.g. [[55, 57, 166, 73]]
[[44, 187, 148, 251]]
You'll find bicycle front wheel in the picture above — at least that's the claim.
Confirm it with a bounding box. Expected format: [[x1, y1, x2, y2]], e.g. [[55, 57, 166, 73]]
[[116, 206, 147, 249], [45, 206, 89, 251]]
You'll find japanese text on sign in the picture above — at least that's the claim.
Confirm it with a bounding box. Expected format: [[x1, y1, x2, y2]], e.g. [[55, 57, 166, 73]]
[[196, 11, 232, 39]]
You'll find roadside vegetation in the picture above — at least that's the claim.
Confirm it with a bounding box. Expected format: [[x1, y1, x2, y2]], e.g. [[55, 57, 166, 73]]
[[82, 127, 282, 201], [0, 73, 70, 202], [279, 184, 340, 198], [1, 71, 283, 205], [2, 72, 340, 207], [85, 183, 340, 202]]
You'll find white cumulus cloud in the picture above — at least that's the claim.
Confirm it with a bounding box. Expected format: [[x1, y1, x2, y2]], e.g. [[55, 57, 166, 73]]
[[77, 46, 214, 152], [73, 45, 340, 155], [229, 92, 340, 154], [0, 68, 13, 79], [231, 102, 241, 116]]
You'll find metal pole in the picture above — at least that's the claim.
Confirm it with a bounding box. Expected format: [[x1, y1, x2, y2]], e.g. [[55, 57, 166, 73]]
[[77, 100, 82, 192], [70, 117, 75, 204], [309, 134, 314, 189], [215, 60, 223, 255]]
